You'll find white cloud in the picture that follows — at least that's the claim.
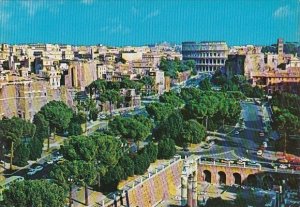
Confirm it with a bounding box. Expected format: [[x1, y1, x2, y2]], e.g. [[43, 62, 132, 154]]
[[100, 24, 130, 35], [81, 0, 93, 4], [19, 1, 60, 17], [144, 9, 160, 21], [273, 5, 289, 18], [0, 9, 10, 26], [0, 1, 10, 26], [20, 1, 45, 16]]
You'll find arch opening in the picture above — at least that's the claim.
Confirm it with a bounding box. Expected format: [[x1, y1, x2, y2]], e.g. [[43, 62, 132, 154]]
[[203, 170, 211, 183], [218, 171, 226, 185], [233, 173, 241, 185], [262, 175, 274, 190], [246, 174, 258, 187]]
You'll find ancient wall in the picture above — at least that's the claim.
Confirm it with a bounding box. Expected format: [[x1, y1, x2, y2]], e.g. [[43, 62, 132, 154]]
[[103, 157, 183, 207], [0, 81, 74, 121]]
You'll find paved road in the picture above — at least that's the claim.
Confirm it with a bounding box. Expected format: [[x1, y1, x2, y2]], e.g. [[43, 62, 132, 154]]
[[196, 101, 300, 174]]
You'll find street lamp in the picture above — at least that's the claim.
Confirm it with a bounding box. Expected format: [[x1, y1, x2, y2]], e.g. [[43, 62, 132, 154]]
[[68, 177, 74, 207]]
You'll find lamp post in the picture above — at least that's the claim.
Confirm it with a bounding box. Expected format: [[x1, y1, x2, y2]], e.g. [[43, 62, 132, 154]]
[[68, 177, 74, 207]]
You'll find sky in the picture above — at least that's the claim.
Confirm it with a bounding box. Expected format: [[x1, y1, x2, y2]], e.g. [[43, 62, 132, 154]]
[[0, 0, 299, 46]]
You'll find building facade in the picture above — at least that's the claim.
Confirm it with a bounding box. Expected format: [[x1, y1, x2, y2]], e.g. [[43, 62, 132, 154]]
[[182, 41, 229, 72]]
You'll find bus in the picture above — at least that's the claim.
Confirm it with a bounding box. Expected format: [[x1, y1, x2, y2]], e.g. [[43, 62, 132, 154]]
[[0, 176, 24, 201]]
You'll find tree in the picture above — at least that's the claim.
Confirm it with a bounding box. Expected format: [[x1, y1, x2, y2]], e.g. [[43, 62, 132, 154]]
[[178, 120, 206, 147], [0, 117, 36, 170], [158, 138, 176, 159], [118, 155, 135, 178], [199, 78, 212, 91], [146, 102, 174, 123], [144, 142, 158, 163], [39, 101, 73, 150], [33, 112, 50, 141], [67, 122, 83, 136], [2, 180, 66, 207], [133, 152, 150, 175], [133, 115, 154, 131], [154, 110, 184, 141], [68, 112, 86, 136], [159, 91, 184, 108], [13, 143, 30, 167], [180, 88, 202, 102], [140, 76, 154, 95], [91, 133, 123, 174], [101, 164, 125, 192], [184, 60, 196, 75], [100, 90, 121, 117], [273, 109, 299, 155], [109, 117, 149, 149], [29, 138, 43, 160], [83, 98, 98, 121], [121, 78, 143, 92], [60, 135, 97, 162]]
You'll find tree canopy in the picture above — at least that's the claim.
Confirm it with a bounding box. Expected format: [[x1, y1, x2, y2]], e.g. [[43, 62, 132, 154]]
[[39, 100, 73, 133], [2, 180, 66, 207]]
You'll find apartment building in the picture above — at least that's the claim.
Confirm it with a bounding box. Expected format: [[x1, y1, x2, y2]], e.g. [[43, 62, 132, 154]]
[[251, 67, 300, 94]]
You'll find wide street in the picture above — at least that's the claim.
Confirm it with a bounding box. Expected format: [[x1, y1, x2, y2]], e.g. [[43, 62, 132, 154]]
[[196, 100, 300, 174]]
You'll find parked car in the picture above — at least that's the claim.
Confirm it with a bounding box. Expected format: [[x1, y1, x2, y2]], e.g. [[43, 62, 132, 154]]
[[259, 132, 265, 137], [257, 150, 263, 156], [225, 158, 234, 164], [265, 163, 276, 169], [292, 165, 300, 171], [47, 160, 54, 165], [27, 169, 37, 176], [277, 158, 289, 164], [237, 160, 245, 165], [235, 131, 240, 135], [35, 166, 43, 172], [279, 164, 287, 169], [248, 160, 257, 165], [202, 144, 211, 149], [240, 157, 250, 162]]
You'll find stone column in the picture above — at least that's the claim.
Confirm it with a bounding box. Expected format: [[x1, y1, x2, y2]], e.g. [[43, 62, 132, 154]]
[[125, 190, 130, 207], [192, 172, 198, 207], [187, 175, 193, 207], [181, 176, 188, 206]]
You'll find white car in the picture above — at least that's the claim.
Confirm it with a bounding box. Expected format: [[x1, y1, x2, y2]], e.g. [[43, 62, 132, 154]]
[[240, 157, 250, 162], [248, 160, 257, 165], [47, 160, 54, 164], [27, 169, 37, 176], [237, 160, 245, 165], [279, 164, 287, 169], [235, 131, 240, 135], [257, 150, 263, 156], [35, 166, 43, 171], [100, 115, 106, 119]]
